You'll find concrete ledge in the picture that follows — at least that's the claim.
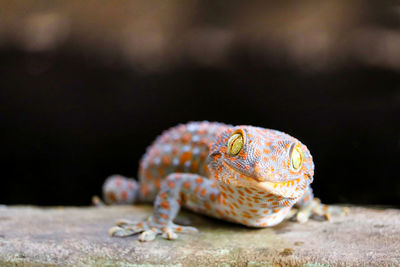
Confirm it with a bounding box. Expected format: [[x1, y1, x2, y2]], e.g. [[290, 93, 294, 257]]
[[0, 205, 399, 266]]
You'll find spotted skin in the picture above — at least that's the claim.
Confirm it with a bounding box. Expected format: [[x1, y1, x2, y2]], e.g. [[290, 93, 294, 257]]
[[105, 121, 336, 241]]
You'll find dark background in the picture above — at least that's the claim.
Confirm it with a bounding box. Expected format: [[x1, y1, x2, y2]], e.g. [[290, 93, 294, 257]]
[[0, 1, 399, 206]]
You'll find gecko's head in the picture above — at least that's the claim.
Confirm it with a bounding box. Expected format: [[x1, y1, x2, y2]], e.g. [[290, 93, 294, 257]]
[[209, 126, 314, 199]]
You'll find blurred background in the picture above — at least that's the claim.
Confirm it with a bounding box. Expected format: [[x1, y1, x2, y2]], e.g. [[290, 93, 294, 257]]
[[0, 0, 399, 206]]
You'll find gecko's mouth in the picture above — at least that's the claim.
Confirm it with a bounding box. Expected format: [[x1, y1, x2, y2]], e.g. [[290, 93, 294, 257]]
[[221, 160, 302, 198]]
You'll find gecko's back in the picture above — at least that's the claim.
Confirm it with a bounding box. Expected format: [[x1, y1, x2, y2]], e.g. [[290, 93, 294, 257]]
[[103, 121, 230, 204], [137, 121, 230, 201]]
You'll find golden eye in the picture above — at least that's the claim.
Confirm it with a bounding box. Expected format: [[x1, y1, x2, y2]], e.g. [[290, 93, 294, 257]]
[[291, 143, 304, 170], [227, 132, 244, 156]]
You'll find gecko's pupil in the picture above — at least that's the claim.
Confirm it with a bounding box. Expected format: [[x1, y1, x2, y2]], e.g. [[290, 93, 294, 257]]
[[228, 133, 243, 156]]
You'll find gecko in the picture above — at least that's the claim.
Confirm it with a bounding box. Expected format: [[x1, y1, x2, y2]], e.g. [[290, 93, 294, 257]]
[[102, 121, 342, 241]]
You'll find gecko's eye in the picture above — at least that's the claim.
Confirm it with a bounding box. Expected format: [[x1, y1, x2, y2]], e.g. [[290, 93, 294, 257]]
[[227, 131, 244, 156], [290, 143, 304, 171]]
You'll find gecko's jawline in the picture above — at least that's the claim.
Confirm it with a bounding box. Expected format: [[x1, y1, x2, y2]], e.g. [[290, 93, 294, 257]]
[[220, 160, 300, 198]]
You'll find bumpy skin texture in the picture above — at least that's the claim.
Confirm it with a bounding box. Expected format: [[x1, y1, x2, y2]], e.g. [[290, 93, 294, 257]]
[[104, 122, 328, 241]]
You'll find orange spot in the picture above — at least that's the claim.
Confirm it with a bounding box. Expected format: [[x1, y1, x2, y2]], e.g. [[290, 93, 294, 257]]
[[160, 201, 170, 210], [168, 181, 175, 189], [107, 192, 117, 202], [200, 151, 208, 161], [202, 164, 209, 174], [242, 212, 252, 219], [213, 154, 221, 163], [196, 177, 203, 184], [238, 190, 244, 196], [181, 133, 191, 144], [191, 161, 199, 172], [220, 191, 227, 198], [211, 183, 216, 188], [271, 155, 278, 162], [244, 188, 252, 194], [115, 178, 123, 187], [232, 202, 239, 209], [216, 209, 224, 217], [231, 211, 237, 216], [263, 148, 271, 154], [227, 186, 234, 194], [237, 199, 243, 205], [210, 193, 216, 202], [137, 222, 143, 228], [155, 179, 161, 190], [250, 209, 258, 213], [204, 202, 211, 210], [194, 186, 200, 193], [184, 181, 191, 189], [180, 152, 193, 165], [176, 226, 182, 232], [199, 138, 209, 146], [162, 155, 171, 165], [141, 184, 149, 196], [121, 190, 128, 200], [145, 170, 152, 180], [254, 149, 261, 157], [274, 208, 281, 213], [222, 198, 227, 206], [220, 146, 227, 154], [160, 213, 169, 220], [158, 167, 165, 177], [248, 202, 253, 207], [200, 188, 207, 197]]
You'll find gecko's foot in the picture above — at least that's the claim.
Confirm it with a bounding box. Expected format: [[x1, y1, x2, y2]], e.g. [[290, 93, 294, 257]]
[[92, 195, 106, 207], [288, 198, 349, 223], [109, 217, 198, 242]]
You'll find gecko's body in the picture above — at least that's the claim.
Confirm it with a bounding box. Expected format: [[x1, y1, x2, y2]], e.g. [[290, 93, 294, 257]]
[[104, 121, 329, 241]]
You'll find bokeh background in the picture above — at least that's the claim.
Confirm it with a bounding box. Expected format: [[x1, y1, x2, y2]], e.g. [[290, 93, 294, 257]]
[[0, 0, 399, 206]]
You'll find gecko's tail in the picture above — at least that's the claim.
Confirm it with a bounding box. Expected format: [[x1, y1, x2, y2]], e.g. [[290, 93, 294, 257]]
[[101, 174, 139, 205]]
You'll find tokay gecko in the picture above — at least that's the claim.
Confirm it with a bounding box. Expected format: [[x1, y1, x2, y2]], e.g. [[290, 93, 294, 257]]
[[101, 121, 343, 241]]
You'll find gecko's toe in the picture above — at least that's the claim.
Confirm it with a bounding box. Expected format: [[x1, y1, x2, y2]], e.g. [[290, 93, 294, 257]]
[[161, 228, 178, 240], [139, 229, 159, 242], [296, 210, 310, 223], [109, 226, 139, 237], [110, 218, 148, 237], [174, 225, 198, 234]]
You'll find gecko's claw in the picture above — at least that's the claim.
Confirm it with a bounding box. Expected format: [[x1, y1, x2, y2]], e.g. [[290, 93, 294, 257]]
[[109, 217, 198, 241]]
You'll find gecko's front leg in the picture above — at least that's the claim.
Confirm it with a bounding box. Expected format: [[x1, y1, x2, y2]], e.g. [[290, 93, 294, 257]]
[[109, 173, 221, 241], [288, 187, 348, 223]]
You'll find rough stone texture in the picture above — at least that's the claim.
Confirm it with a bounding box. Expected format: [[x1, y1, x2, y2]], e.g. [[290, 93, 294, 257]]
[[0, 205, 399, 266]]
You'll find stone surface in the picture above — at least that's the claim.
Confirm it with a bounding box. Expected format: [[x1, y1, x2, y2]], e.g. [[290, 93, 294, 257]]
[[0, 205, 399, 266]]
